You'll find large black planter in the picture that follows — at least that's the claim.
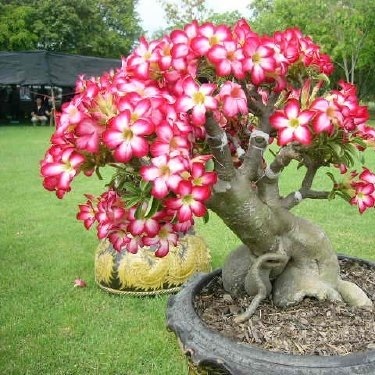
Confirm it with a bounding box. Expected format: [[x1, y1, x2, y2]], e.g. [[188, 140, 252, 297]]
[[166, 255, 375, 375]]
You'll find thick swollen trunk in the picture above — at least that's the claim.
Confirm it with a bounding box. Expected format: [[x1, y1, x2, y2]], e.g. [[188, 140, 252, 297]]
[[208, 177, 372, 322]]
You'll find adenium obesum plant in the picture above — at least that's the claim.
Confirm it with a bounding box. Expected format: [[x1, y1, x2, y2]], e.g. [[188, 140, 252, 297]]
[[41, 19, 374, 321]]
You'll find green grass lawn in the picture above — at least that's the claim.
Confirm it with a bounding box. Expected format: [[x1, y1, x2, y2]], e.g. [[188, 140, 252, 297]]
[[0, 125, 374, 375]]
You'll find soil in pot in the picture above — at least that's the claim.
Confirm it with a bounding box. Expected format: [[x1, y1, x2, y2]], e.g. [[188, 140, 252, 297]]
[[194, 257, 375, 356]]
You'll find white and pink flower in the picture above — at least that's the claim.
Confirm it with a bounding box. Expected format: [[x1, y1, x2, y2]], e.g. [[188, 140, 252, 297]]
[[103, 110, 154, 162], [270, 99, 315, 145], [140, 155, 186, 199], [176, 77, 217, 126]]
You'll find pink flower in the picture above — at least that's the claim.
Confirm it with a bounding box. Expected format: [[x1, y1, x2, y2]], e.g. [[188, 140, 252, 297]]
[[75, 117, 104, 153], [311, 98, 342, 134], [127, 206, 160, 237], [176, 77, 217, 125], [41, 147, 85, 198], [191, 22, 232, 56], [127, 37, 159, 79], [187, 162, 217, 188], [73, 278, 87, 288], [155, 38, 173, 71], [143, 223, 178, 257], [350, 183, 375, 213], [96, 191, 126, 223], [360, 169, 375, 184], [207, 41, 245, 78], [103, 110, 154, 162], [269, 99, 315, 145], [218, 82, 248, 118], [107, 224, 131, 252], [165, 180, 210, 222], [60, 101, 84, 127], [77, 195, 98, 230], [243, 38, 276, 85], [150, 122, 190, 157], [140, 155, 186, 198]]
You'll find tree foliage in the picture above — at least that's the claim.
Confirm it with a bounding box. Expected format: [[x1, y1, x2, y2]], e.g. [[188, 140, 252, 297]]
[[0, 0, 143, 58], [154, 0, 244, 38], [249, 0, 375, 99]]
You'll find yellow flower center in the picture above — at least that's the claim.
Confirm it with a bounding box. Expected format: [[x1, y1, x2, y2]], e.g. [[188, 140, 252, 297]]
[[227, 51, 235, 61], [182, 194, 193, 204], [163, 45, 171, 56], [180, 171, 191, 180], [193, 91, 205, 105], [130, 112, 140, 123], [159, 227, 169, 239], [289, 118, 300, 128], [209, 35, 219, 46], [252, 52, 261, 64], [143, 51, 152, 60], [192, 177, 202, 186], [326, 106, 335, 118], [160, 165, 170, 176], [123, 129, 133, 141]]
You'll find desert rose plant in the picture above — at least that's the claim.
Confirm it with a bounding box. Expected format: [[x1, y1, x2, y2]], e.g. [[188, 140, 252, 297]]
[[41, 19, 374, 322]]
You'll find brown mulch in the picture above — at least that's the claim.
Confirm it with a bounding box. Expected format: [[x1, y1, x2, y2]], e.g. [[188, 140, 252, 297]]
[[194, 258, 375, 356]]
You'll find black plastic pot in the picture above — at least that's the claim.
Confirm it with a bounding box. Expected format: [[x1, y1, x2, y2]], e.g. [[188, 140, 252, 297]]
[[166, 255, 375, 375]]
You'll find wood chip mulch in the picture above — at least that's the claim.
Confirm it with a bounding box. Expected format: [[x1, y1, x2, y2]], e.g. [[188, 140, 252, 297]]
[[194, 258, 375, 356]]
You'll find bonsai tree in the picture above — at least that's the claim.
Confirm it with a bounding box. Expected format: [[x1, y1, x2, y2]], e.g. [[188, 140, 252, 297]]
[[41, 19, 374, 322]]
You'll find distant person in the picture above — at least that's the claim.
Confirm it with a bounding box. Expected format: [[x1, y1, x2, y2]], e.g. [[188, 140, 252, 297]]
[[31, 97, 50, 126]]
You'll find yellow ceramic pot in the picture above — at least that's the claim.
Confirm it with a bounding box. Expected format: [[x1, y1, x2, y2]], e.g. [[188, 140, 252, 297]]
[[95, 233, 211, 295]]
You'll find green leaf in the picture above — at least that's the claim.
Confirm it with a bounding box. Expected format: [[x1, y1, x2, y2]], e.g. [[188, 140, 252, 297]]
[[144, 197, 161, 219], [134, 202, 145, 220], [326, 172, 337, 184], [351, 137, 367, 149], [203, 210, 210, 224], [328, 190, 336, 201], [335, 190, 352, 202], [328, 143, 343, 158], [124, 196, 142, 208], [139, 179, 150, 192], [205, 159, 215, 172], [95, 167, 103, 180], [123, 182, 139, 195]]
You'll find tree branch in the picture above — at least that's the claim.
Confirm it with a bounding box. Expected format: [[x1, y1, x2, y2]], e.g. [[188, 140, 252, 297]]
[[240, 131, 268, 181], [255, 144, 302, 206], [241, 83, 279, 133], [280, 161, 329, 209], [280, 190, 330, 210], [268, 144, 302, 176], [205, 113, 236, 181]]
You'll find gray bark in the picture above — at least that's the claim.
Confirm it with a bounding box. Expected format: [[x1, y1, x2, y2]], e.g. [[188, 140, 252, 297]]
[[204, 113, 373, 322]]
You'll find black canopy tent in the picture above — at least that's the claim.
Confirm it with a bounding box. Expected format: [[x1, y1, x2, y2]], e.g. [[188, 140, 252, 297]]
[[0, 50, 121, 122], [0, 50, 121, 86]]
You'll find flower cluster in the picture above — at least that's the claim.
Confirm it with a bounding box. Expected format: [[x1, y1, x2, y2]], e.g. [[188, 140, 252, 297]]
[[76, 159, 216, 257], [269, 81, 372, 146], [41, 19, 375, 254], [333, 167, 375, 213]]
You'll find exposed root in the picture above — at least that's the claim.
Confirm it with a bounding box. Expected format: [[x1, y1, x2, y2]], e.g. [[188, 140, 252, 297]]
[[272, 260, 373, 309], [234, 253, 289, 323], [337, 279, 373, 308]]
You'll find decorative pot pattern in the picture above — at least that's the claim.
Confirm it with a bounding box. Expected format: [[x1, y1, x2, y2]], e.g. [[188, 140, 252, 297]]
[[95, 233, 211, 295]]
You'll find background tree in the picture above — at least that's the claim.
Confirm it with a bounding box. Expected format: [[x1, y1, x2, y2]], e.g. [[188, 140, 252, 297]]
[[154, 0, 244, 39], [0, 3, 38, 50], [0, 0, 143, 58], [248, 0, 375, 99]]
